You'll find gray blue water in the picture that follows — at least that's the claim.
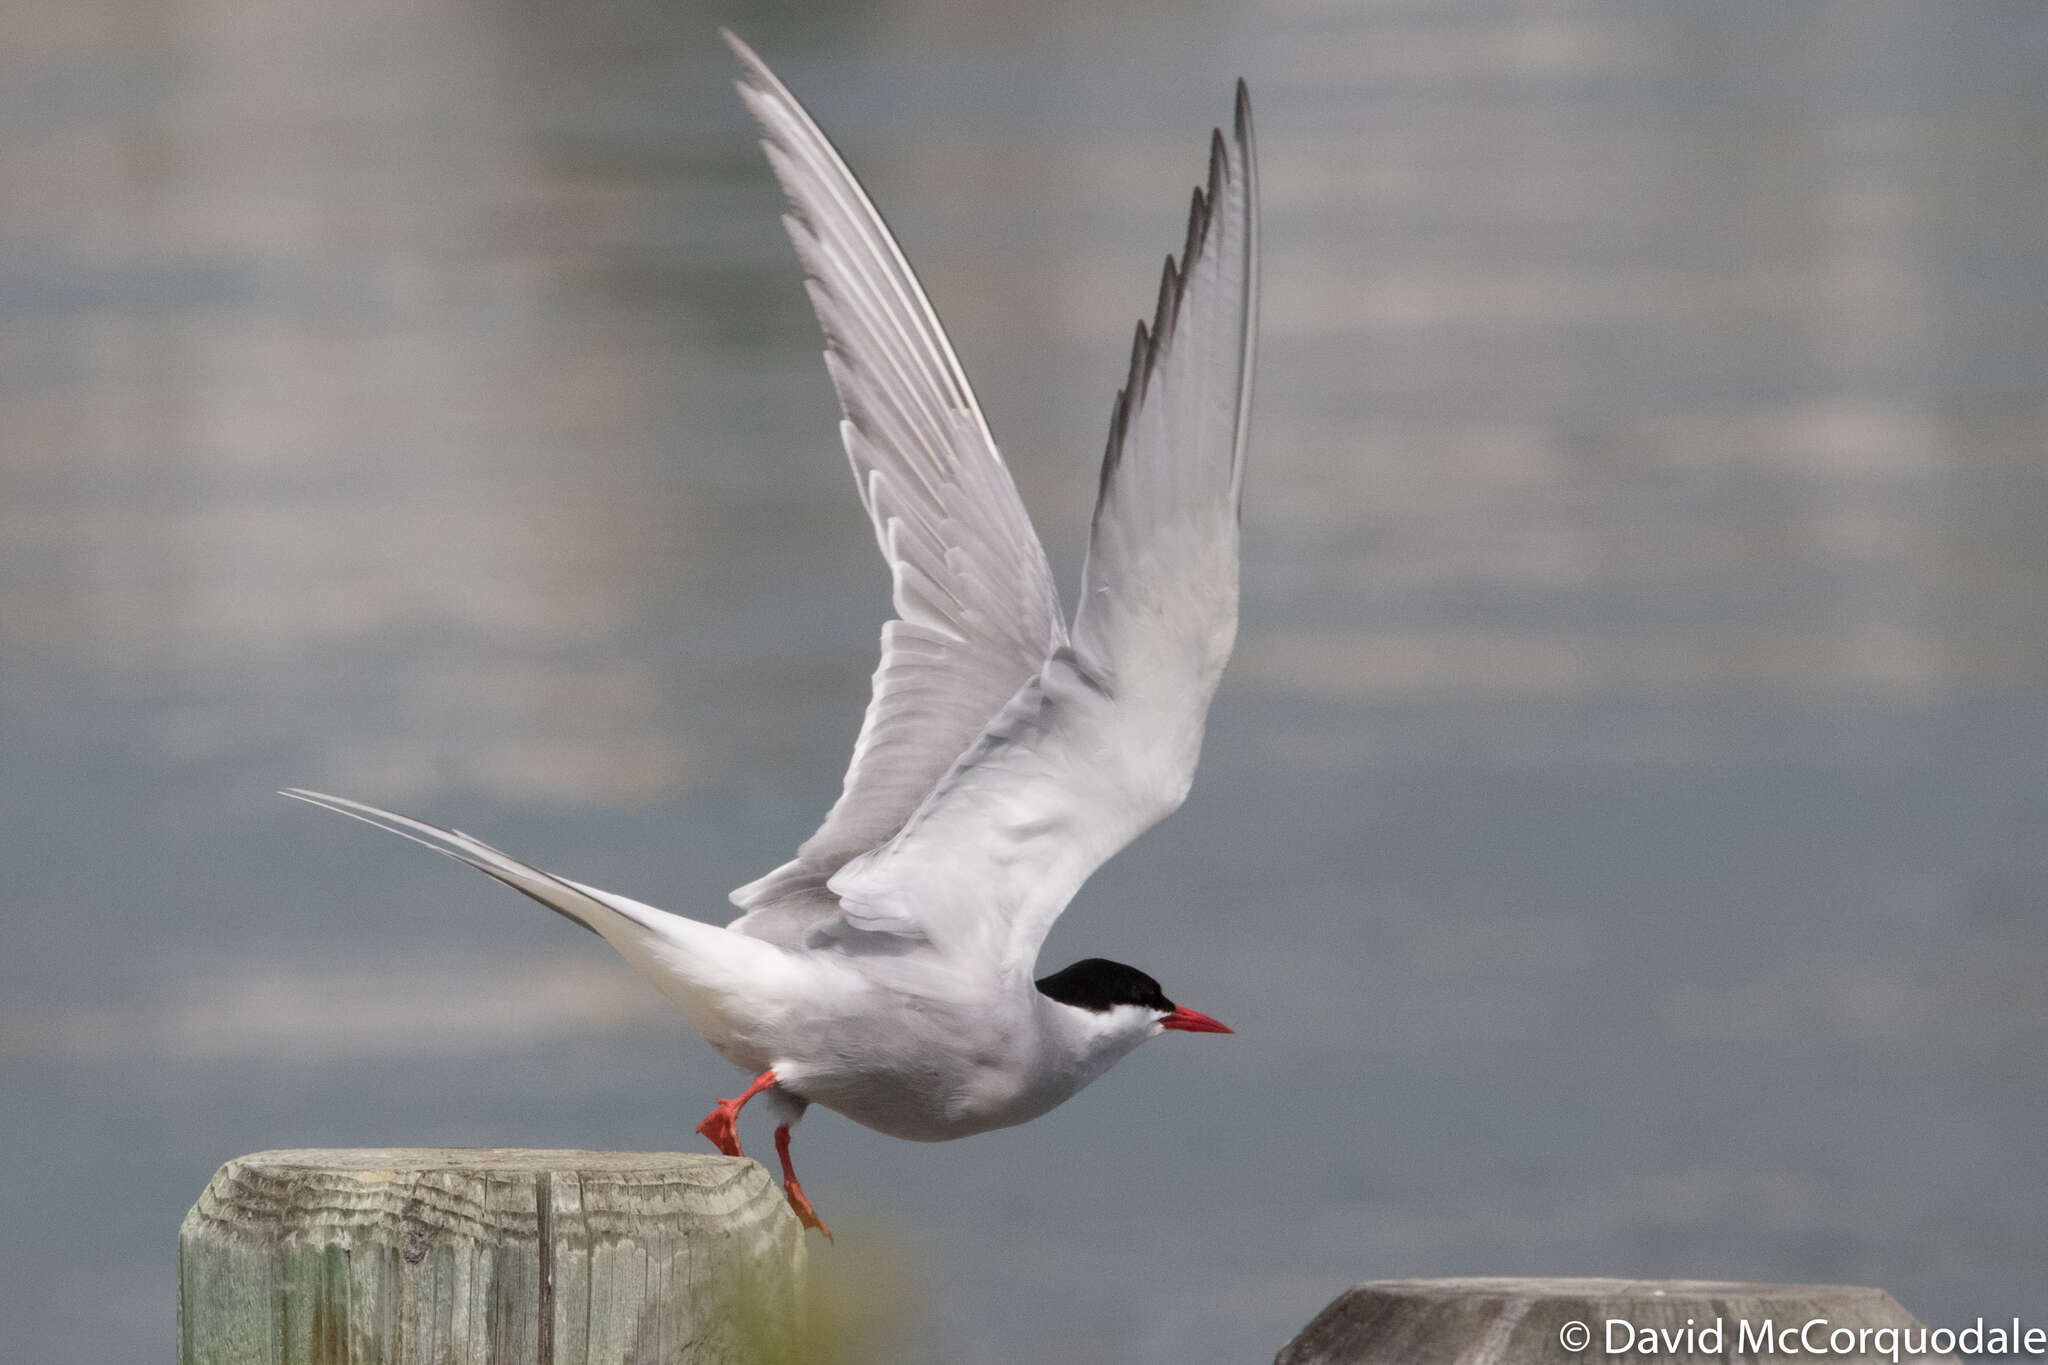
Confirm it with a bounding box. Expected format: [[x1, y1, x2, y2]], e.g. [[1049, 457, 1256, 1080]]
[[4, 1, 2045, 1359]]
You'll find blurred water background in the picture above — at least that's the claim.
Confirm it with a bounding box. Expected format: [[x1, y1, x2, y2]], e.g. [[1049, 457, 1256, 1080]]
[[5, 0, 2046, 1360]]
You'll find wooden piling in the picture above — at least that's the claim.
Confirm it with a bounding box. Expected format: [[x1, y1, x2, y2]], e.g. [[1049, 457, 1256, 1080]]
[[179, 1149, 805, 1364], [1276, 1277, 1958, 1364]]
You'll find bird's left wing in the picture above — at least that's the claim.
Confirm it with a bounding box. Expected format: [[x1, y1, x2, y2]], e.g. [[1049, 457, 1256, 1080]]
[[720, 32, 1069, 935], [825, 85, 1258, 975]]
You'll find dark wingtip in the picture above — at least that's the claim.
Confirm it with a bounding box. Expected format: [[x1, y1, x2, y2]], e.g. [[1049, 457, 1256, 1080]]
[[1094, 74, 1255, 524], [1099, 386, 1132, 499], [1097, 318, 1151, 501], [1151, 253, 1181, 353], [1206, 127, 1230, 208]]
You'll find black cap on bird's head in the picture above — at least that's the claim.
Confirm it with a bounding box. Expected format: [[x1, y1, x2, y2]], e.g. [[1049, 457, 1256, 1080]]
[[1034, 958, 1231, 1033]]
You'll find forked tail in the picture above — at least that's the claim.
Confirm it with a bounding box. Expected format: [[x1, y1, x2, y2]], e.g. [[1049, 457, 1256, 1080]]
[[280, 788, 673, 942], [283, 787, 813, 1070]]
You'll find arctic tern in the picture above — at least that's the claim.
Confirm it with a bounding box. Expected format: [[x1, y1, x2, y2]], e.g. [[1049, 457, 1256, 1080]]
[[286, 31, 1257, 1239]]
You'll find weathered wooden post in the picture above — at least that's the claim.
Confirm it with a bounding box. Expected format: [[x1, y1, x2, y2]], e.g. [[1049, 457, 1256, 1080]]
[[1276, 1277, 1959, 1364], [180, 1149, 806, 1364]]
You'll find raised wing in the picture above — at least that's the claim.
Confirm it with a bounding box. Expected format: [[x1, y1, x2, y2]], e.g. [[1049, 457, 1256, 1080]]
[[826, 83, 1259, 974], [721, 32, 1067, 939]]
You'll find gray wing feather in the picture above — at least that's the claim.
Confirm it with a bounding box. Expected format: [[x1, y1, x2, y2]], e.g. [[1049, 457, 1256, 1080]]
[[721, 32, 1067, 935]]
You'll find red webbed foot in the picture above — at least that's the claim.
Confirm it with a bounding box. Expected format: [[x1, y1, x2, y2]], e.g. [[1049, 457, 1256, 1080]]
[[782, 1177, 833, 1241], [696, 1068, 778, 1159], [695, 1100, 746, 1157], [775, 1121, 832, 1240]]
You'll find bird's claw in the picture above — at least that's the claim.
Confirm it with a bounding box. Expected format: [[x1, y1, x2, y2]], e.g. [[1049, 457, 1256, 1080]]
[[783, 1177, 832, 1241], [695, 1099, 746, 1158]]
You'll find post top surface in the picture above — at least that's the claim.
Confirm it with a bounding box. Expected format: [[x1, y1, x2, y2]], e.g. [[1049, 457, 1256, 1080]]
[[1360, 1277, 1891, 1303], [233, 1148, 740, 1176]]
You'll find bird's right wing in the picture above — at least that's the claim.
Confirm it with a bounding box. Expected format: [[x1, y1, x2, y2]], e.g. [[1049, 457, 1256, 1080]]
[[825, 84, 1258, 975], [721, 33, 1069, 930]]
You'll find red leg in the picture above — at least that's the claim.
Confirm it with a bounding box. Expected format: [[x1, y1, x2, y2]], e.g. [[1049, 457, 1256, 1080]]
[[775, 1123, 833, 1241], [694, 1069, 777, 1158]]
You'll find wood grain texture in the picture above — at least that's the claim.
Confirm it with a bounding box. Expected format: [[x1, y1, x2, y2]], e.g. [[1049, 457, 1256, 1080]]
[[179, 1149, 805, 1365], [1275, 1277, 1957, 1365]]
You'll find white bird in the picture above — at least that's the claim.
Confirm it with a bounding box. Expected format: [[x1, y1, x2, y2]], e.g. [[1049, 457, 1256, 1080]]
[[286, 30, 1257, 1240]]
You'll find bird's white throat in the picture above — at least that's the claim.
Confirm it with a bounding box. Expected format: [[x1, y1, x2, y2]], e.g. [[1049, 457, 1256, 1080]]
[[1044, 1000, 1168, 1089]]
